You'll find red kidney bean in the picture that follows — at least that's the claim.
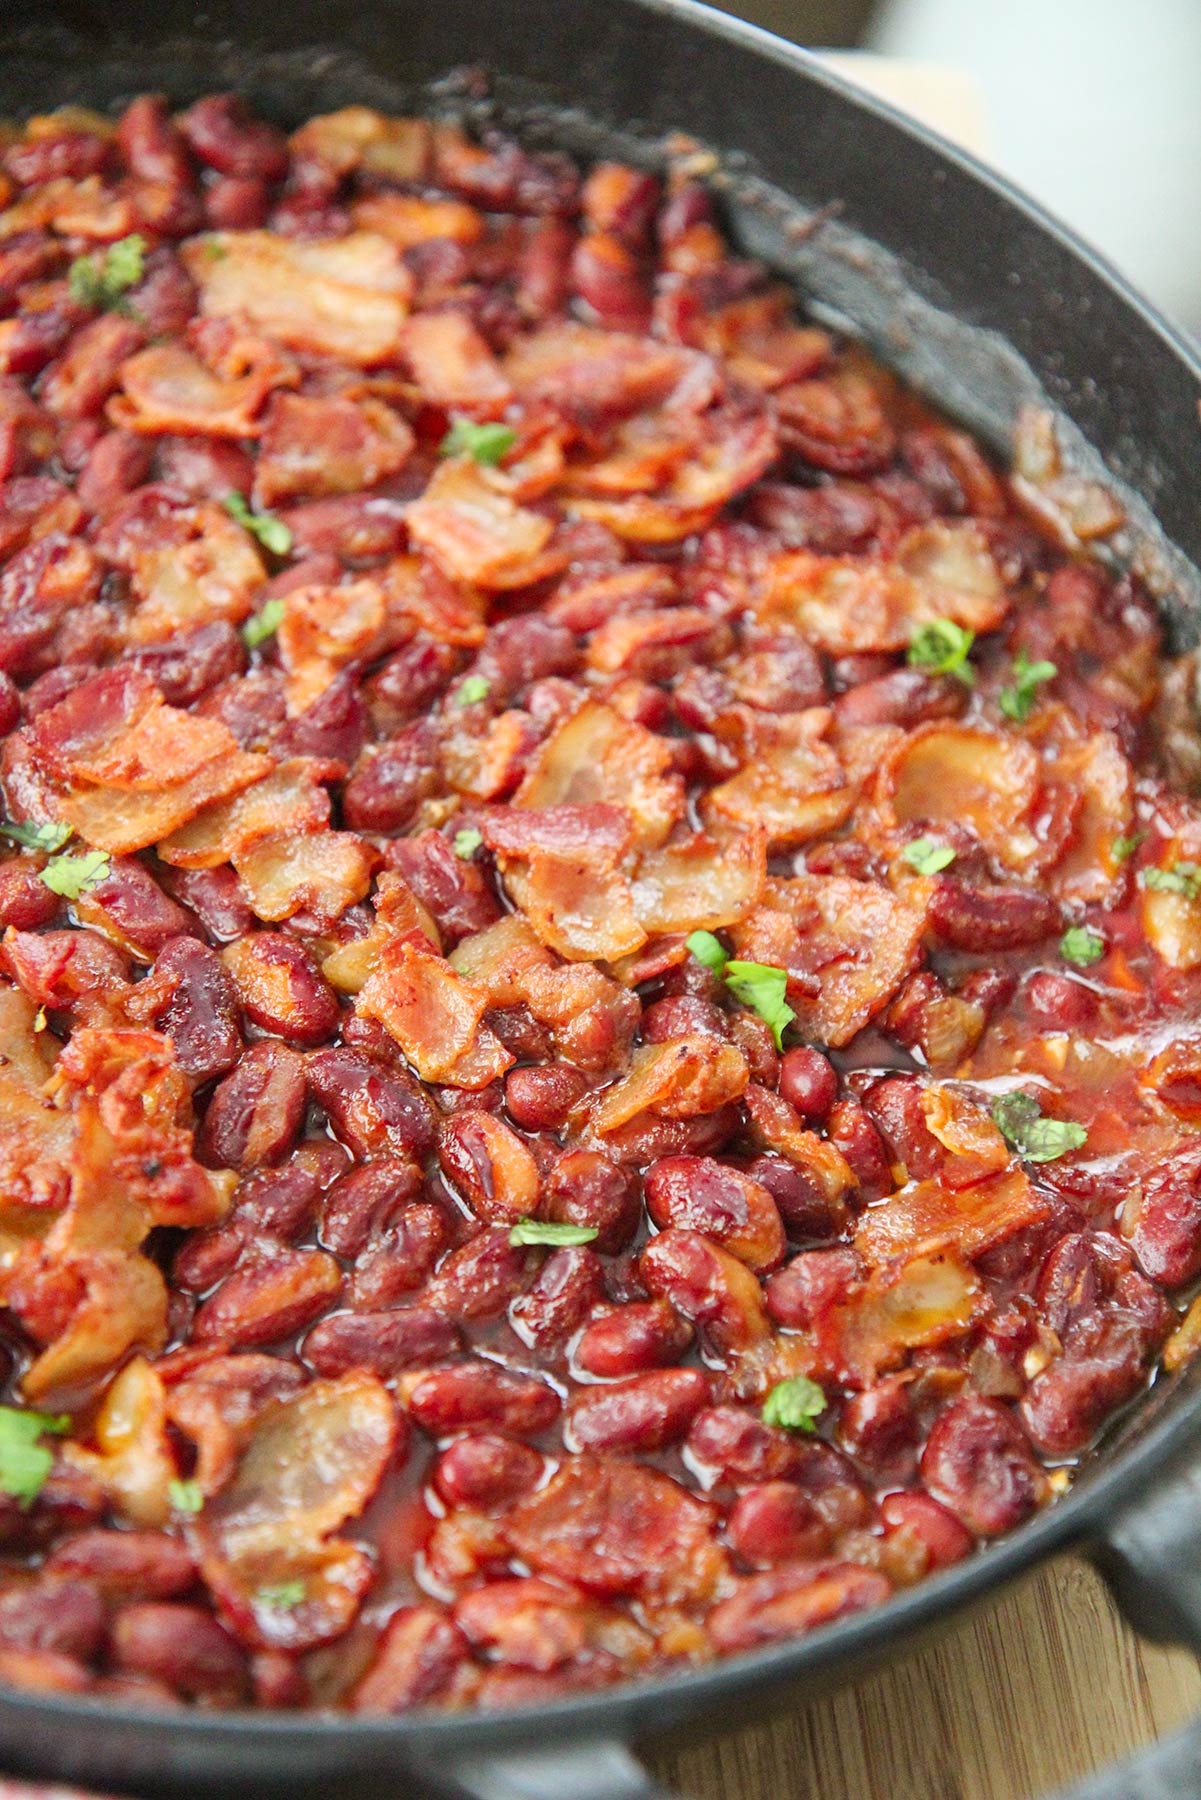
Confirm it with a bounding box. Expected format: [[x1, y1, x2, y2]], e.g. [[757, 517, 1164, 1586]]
[[83, 863, 199, 962], [179, 95, 288, 181], [192, 1246, 342, 1347], [307, 1046, 435, 1162], [641, 994, 727, 1042], [344, 724, 440, 835], [1024, 970, 1097, 1030], [365, 635, 459, 735], [574, 1300, 693, 1379], [110, 1603, 249, 1704], [833, 666, 966, 730], [473, 616, 579, 703], [0, 1578, 103, 1660], [198, 1041, 306, 1168], [438, 1110, 541, 1222], [155, 434, 254, 501], [861, 1076, 943, 1182], [0, 857, 60, 930], [270, 671, 367, 771], [174, 1164, 321, 1293], [4, 132, 109, 187], [222, 932, 341, 1048], [1020, 1314, 1154, 1457], [927, 879, 1060, 952], [1127, 1144, 1201, 1288], [709, 1562, 891, 1652], [76, 429, 155, 516], [388, 828, 502, 946], [839, 1377, 919, 1483], [129, 251, 199, 332], [433, 1435, 544, 1512], [920, 1395, 1047, 1537], [205, 175, 270, 229], [640, 1228, 770, 1356], [880, 1492, 974, 1571], [504, 1062, 588, 1132], [281, 493, 409, 563], [133, 935, 242, 1083], [566, 1368, 709, 1454], [318, 1159, 422, 1259], [726, 1482, 833, 1566], [116, 94, 194, 187], [45, 1531, 196, 1599], [685, 1405, 813, 1486], [545, 1149, 640, 1254], [423, 1227, 531, 1322], [644, 1156, 786, 1271], [826, 1099, 894, 1201], [404, 1363, 561, 1437], [304, 1307, 461, 1379], [350, 1606, 469, 1714], [161, 866, 255, 944], [125, 619, 244, 708], [743, 1154, 843, 1244], [509, 1247, 606, 1351], [350, 1204, 450, 1309], [777, 1047, 839, 1124]]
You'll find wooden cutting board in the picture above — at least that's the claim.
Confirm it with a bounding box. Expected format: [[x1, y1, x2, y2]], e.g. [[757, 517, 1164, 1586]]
[[649, 1555, 1201, 1799]]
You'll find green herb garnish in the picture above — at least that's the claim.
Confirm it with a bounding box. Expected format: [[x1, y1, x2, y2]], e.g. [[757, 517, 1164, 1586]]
[[685, 933, 796, 1049], [1059, 926, 1105, 968], [901, 837, 956, 876], [1112, 832, 1144, 864], [685, 930, 729, 972], [224, 492, 293, 557], [168, 1479, 204, 1515], [241, 597, 286, 650], [990, 1091, 1087, 1163], [68, 233, 146, 313], [908, 619, 975, 684], [454, 675, 491, 708], [509, 1220, 600, 1248], [440, 417, 517, 467], [256, 1580, 306, 1611], [723, 961, 796, 1051], [39, 848, 110, 900], [0, 819, 72, 853], [1142, 862, 1201, 900], [999, 650, 1057, 723], [453, 827, 483, 860], [0, 1406, 70, 1508], [762, 1377, 825, 1433]]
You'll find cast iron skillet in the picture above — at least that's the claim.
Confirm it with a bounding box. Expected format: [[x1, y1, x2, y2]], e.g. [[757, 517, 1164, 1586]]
[[2, 3, 1201, 1796]]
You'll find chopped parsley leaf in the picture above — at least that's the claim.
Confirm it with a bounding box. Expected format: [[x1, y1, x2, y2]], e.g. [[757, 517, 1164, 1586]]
[[999, 650, 1057, 722], [908, 619, 975, 684], [241, 597, 286, 650], [901, 836, 956, 876], [440, 417, 517, 466], [224, 492, 293, 557], [990, 1091, 1087, 1163], [39, 848, 110, 900], [0, 1407, 70, 1508], [762, 1377, 825, 1433], [509, 1220, 599, 1248]]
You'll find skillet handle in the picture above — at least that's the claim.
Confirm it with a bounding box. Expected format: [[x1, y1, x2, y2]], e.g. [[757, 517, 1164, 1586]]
[[1049, 1452, 1201, 1799], [437, 1740, 677, 1800]]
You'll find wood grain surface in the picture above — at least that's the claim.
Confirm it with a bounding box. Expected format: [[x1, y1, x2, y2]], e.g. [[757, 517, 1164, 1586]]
[[649, 1555, 1201, 1800]]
